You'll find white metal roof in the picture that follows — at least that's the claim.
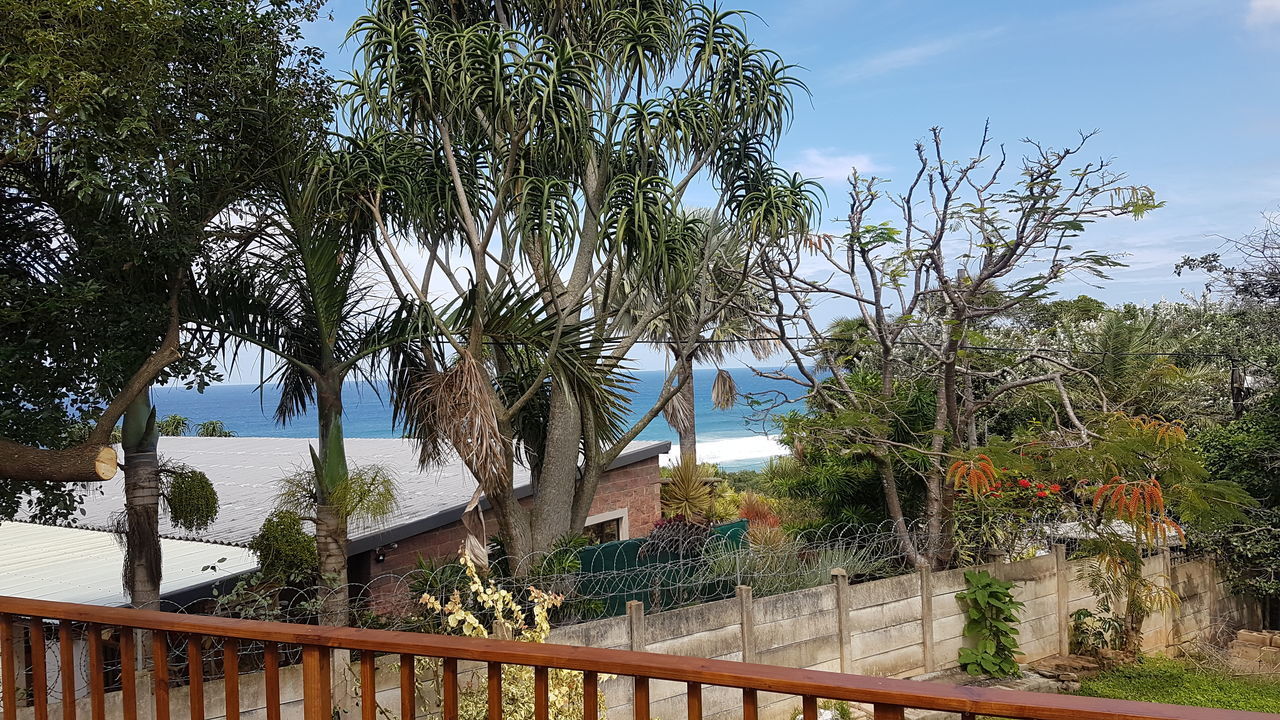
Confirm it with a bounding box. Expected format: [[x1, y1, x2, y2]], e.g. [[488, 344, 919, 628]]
[[0, 522, 258, 606], [48, 437, 668, 551]]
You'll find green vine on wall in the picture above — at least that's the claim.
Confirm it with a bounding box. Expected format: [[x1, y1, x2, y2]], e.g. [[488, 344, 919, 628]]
[[956, 569, 1025, 678]]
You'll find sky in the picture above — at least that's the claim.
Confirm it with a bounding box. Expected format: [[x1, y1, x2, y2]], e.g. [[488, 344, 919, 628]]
[[265, 0, 1280, 376]]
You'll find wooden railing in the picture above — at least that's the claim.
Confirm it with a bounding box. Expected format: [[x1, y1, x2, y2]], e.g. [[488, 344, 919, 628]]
[[0, 595, 1271, 720]]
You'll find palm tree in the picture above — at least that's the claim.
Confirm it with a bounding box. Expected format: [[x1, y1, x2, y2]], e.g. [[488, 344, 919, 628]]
[[198, 149, 409, 624], [619, 211, 775, 463]]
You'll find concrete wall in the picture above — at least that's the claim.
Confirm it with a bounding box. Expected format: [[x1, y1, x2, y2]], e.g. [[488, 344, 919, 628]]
[[16, 551, 1244, 720]]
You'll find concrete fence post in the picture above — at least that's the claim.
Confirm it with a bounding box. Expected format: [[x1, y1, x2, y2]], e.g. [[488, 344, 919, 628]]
[[736, 586, 755, 663], [1054, 544, 1070, 656], [1160, 547, 1175, 649], [831, 569, 851, 673], [919, 567, 935, 673], [626, 600, 646, 652]]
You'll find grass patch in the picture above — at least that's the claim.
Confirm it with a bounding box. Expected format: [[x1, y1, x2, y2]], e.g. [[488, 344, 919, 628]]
[[1075, 655, 1280, 713]]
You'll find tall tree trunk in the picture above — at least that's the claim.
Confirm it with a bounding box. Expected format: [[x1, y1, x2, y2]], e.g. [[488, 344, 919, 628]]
[[676, 354, 697, 464], [314, 379, 351, 626], [122, 389, 162, 610], [523, 377, 582, 563]]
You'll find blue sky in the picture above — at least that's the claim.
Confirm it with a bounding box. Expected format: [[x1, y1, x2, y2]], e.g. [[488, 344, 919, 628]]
[[286, 0, 1280, 373]]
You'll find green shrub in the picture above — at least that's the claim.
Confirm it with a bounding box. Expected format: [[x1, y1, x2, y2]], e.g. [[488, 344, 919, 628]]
[[955, 570, 1024, 678]]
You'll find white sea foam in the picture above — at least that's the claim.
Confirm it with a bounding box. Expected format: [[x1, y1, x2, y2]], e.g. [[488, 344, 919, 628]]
[[664, 435, 788, 465]]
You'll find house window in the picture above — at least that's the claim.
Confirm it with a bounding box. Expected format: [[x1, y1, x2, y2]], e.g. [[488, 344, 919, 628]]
[[582, 508, 629, 544], [583, 517, 621, 545]]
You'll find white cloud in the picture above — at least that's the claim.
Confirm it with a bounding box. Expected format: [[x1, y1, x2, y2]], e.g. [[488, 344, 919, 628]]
[[1248, 0, 1280, 26], [792, 148, 884, 182], [836, 27, 1004, 83]]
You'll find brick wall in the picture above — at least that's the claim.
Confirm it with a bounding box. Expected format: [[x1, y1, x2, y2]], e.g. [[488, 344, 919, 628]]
[[352, 455, 662, 590]]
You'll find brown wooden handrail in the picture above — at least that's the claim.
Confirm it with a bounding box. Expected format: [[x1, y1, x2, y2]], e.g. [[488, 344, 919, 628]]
[[0, 594, 1271, 720]]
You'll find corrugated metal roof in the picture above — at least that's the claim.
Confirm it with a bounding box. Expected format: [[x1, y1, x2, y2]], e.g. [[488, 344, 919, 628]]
[[49, 437, 668, 551], [0, 522, 258, 606]]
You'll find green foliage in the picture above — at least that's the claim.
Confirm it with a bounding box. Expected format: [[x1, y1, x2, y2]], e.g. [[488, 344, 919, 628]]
[[276, 464, 400, 525], [156, 415, 190, 436], [195, 420, 236, 438], [660, 458, 718, 522], [1076, 656, 1280, 713], [955, 570, 1024, 678], [1068, 608, 1124, 657], [790, 700, 855, 720], [161, 463, 219, 532], [249, 510, 318, 582], [1198, 508, 1280, 601], [1197, 394, 1280, 508]]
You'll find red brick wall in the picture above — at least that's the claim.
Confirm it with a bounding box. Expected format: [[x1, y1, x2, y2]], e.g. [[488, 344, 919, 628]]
[[353, 454, 662, 583]]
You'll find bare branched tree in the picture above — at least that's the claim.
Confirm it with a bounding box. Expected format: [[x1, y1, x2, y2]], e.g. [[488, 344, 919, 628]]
[[750, 126, 1160, 567]]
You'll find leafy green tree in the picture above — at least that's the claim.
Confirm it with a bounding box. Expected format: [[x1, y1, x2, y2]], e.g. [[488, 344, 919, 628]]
[[0, 0, 331, 610], [198, 149, 408, 623], [1197, 394, 1280, 508], [347, 1, 818, 562]]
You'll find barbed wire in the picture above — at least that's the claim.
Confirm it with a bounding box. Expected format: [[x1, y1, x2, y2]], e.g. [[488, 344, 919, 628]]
[[6, 510, 1204, 707]]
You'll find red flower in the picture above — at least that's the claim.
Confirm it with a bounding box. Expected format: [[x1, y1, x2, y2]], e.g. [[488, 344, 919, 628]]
[[994, 482, 1003, 489], [1035, 482, 1046, 490], [1017, 478, 1031, 488], [1035, 490, 1049, 498], [1049, 484, 1061, 492], [991, 492, 1002, 498]]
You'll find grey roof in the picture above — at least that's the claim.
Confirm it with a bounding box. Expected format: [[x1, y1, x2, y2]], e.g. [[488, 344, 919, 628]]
[[57, 437, 669, 552], [0, 522, 258, 606]]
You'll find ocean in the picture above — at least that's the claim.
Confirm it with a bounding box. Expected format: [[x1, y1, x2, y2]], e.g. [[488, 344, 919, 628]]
[[152, 367, 800, 470]]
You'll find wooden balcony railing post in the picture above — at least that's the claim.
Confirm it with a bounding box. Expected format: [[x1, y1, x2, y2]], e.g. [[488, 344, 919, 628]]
[[264, 642, 281, 720], [632, 676, 650, 720], [0, 615, 14, 720], [302, 645, 332, 720], [186, 637, 203, 720], [119, 627, 136, 720], [441, 658, 457, 720], [583, 670, 598, 720], [398, 654, 414, 720], [873, 704, 904, 720], [222, 639, 239, 720], [28, 618, 48, 720], [741, 688, 757, 720], [151, 631, 169, 720], [360, 652, 377, 720], [57, 622, 75, 720], [802, 696, 818, 720], [86, 626, 104, 720], [686, 681, 701, 720], [486, 662, 502, 720], [533, 666, 548, 720]]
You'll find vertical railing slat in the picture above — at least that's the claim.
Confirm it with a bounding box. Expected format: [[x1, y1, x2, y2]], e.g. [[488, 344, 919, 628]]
[[86, 626, 104, 720], [872, 704, 905, 720], [633, 677, 650, 720], [118, 627, 135, 720], [57, 622, 75, 720], [486, 662, 501, 720], [583, 670, 598, 720], [398, 654, 414, 720], [28, 619, 48, 720], [0, 615, 14, 720], [533, 666, 548, 720], [187, 637, 204, 720], [151, 631, 169, 720], [441, 658, 458, 720], [360, 652, 377, 720], [302, 645, 332, 720], [222, 639, 239, 720], [686, 681, 701, 720], [742, 688, 758, 720], [802, 696, 818, 720], [264, 642, 281, 720]]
